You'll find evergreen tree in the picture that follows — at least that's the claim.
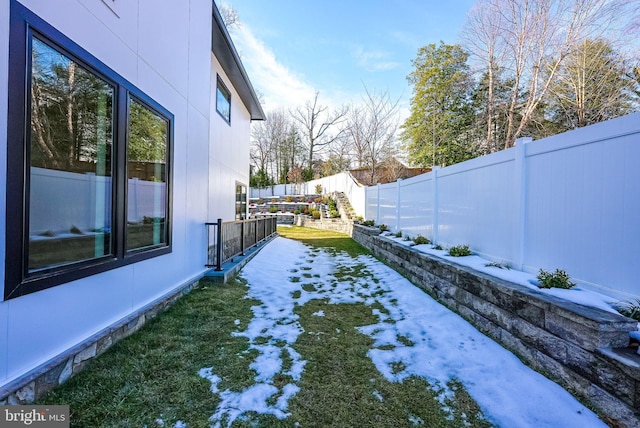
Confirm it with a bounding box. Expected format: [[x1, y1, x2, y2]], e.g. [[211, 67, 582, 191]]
[[401, 42, 476, 167]]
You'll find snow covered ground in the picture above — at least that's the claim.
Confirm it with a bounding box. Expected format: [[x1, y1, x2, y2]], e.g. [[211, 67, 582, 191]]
[[194, 235, 608, 427]]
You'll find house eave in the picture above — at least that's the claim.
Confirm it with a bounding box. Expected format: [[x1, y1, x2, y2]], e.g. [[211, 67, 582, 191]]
[[212, 2, 265, 121]]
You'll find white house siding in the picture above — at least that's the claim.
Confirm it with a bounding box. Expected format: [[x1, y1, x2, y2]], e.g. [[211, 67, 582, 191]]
[[0, 0, 253, 392], [209, 54, 252, 221]]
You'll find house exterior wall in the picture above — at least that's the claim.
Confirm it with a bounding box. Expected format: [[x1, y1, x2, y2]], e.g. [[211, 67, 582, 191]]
[[0, 0, 253, 393], [209, 54, 251, 222]]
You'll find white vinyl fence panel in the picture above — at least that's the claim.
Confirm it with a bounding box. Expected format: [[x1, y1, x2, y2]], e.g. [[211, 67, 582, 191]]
[[250, 172, 367, 217], [363, 113, 640, 299]]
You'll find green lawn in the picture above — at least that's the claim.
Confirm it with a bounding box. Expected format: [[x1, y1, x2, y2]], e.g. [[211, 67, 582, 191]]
[[38, 226, 491, 427]]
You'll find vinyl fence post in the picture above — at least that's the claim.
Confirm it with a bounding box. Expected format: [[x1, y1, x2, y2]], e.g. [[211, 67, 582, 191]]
[[376, 183, 381, 224], [514, 137, 532, 270], [396, 179, 402, 233], [432, 167, 440, 244]]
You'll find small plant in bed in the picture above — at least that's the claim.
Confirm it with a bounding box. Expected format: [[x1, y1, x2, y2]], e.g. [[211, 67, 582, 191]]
[[449, 245, 471, 257], [378, 224, 388, 232], [616, 299, 640, 321], [413, 235, 430, 245], [536, 269, 576, 289]]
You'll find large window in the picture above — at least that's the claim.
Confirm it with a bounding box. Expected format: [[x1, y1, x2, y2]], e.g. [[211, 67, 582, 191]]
[[216, 76, 231, 123], [5, 1, 173, 299]]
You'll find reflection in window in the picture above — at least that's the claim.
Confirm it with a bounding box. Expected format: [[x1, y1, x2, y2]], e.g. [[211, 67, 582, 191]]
[[235, 183, 247, 220], [28, 37, 114, 271], [127, 97, 168, 251], [216, 77, 231, 123]]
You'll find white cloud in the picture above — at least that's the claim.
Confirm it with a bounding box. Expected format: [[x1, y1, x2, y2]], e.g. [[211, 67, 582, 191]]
[[352, 46, 400, 72], [232, 23, 317, 112]]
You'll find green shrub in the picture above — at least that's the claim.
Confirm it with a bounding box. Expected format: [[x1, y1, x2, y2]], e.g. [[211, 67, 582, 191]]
[[70, 225, 83, 235], [315, 184, 323, 194], [378, 224, 388, 232], [257, 198, 264, 204], [536, 269, 576, 289], [329, 209, 340, 218], [293, 209, 301, 215], [311, 210, 321, 220], [413, 235, 430, 245], [432, 244, 443, 250], [354, 216, 363, 222], [269, 206, 278, 213], [362, 219, 375, 227], [394, 231, 403, 238], [616, 299, 640, 321], [285, 195, 292, 202], [448, 245, 471, 257]]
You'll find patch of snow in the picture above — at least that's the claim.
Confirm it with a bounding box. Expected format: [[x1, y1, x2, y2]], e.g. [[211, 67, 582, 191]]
[[198, 367, 221, 393], [408, 414, 424, 425], [312, 310, 325, 317], [196, 236, 606, 428]]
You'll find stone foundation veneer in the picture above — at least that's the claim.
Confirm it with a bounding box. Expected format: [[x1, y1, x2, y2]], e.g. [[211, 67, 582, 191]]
[[352, 224, 640, 428], [0, 278, 201, 405]]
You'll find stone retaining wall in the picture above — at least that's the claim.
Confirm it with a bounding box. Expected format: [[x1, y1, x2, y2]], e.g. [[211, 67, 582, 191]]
[[352, 224, 640, 427], [294, 215, 353, 235]]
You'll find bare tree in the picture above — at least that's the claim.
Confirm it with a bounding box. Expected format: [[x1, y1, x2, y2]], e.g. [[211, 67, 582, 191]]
[[250, 117, 275, 187], [343, 104, 368, 168], [462, 0, 506, 153], [463, 0, 629, 148], [345, 87, 401, 184], [250, 109, 294, 185], [218, 3, 240, 32], [290, 91, 348, 175], [547, 38, 637, 129]]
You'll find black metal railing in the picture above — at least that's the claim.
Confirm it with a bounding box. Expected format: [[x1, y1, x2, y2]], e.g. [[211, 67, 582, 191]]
[[206, 216, 277, 270]]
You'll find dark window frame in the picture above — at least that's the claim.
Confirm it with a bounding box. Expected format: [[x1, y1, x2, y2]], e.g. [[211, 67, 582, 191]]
[[5, 0, 173, 300], [216, 75, 231, 124]]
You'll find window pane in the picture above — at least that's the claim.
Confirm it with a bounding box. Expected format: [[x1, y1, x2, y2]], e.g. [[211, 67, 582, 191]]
[[216, 79, 231, 122], [28, 37, 114, 272], [127, 97, 168, 251], [235, 184, 246, 220]]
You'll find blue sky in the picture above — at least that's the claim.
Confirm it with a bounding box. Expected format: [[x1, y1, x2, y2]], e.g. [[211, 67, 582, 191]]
[[222, 0, 477, 116]]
